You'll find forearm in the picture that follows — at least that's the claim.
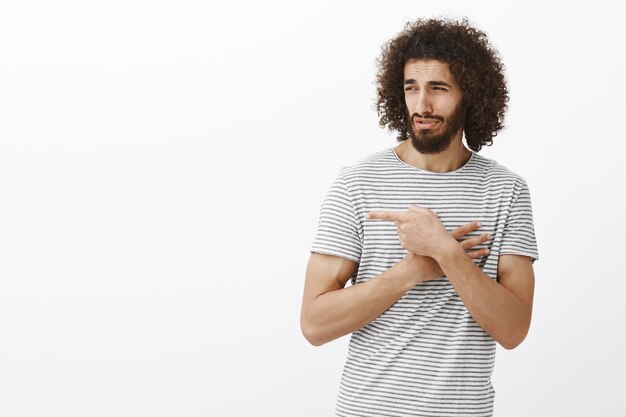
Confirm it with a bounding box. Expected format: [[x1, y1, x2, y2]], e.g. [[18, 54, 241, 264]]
[[435, 242, 531, 349], [302, 258, 422, 346]]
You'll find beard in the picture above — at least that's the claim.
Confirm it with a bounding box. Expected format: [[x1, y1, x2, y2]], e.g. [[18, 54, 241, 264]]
[[406, 102, 466, 155]]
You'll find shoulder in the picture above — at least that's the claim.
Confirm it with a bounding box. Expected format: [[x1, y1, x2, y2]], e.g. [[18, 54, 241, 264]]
[[336, 147, 398, 180], [338, 147, 395, 173], [472, 153, 529, 188]]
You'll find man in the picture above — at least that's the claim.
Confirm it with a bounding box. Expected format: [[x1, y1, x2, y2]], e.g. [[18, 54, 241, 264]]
[[300, 18, 538, 417]]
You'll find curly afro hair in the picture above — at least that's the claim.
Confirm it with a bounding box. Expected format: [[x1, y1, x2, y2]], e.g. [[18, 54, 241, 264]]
[[376, 18, 509, 152]]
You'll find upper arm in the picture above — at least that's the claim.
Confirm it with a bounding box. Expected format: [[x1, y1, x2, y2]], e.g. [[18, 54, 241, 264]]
[[497, 254, 535, 316], [301, 253, 359, 318]]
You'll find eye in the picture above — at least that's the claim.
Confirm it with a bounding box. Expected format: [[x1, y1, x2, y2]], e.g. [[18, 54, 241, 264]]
[[433, 87, 447, 91], [404, 87, 416, 92]]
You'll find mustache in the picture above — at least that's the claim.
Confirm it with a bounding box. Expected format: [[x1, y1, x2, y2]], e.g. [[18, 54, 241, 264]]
[[411, 113, 444, 122]]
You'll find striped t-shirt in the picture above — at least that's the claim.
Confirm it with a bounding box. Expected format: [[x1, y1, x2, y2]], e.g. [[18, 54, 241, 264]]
[[310, 146, 539, 417]]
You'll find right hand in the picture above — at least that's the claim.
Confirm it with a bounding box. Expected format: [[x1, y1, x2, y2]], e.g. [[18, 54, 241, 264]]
[[399, 221, 491, 284]]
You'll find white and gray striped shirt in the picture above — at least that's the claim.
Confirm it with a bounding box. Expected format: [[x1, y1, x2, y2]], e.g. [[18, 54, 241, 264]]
[[311, 146, 538, 417]]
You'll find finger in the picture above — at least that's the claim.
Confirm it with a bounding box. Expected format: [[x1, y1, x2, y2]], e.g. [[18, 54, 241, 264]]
[[459, 233, 491, 250], [466, 248, 491, 259], [450, 221, 481, 239], [366, 211, 405, 222]]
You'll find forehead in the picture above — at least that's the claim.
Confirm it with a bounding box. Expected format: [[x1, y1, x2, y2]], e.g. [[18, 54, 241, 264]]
[[403, 59, 456, 84]]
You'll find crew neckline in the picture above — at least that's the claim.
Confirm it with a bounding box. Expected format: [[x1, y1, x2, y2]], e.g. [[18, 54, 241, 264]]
[[390, 147, 475, 174]]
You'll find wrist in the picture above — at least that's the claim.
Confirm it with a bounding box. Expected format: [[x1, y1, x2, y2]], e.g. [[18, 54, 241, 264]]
[[432, 235, 463, 264], [393, 254, 425, 287]]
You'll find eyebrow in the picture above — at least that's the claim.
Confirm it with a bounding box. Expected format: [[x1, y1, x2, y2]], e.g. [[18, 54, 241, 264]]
[[403, 79, 452, 88]]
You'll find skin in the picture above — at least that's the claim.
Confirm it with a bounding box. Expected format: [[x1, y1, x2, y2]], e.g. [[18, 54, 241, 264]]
[[400, 59, 470, 171], [404, 59, 466, 156], [301, 59, 535, 350]]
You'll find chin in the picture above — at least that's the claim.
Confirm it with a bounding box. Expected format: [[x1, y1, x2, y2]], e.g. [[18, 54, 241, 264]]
[[409, 134, 454, 155]]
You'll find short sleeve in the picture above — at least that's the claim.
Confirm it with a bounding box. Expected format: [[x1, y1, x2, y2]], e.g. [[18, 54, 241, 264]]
[[310, 168, 362, 263], [500, 178, 539, 263]]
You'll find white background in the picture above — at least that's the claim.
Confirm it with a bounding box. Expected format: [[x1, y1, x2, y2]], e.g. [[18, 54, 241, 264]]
[[1, 0, 625, 416]]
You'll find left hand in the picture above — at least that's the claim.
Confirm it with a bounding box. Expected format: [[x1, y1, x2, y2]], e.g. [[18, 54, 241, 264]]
[[366, 205, 456, 258]]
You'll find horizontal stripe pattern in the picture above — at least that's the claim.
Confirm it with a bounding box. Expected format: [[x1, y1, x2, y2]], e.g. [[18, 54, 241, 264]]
[[311, 147, 538, 417]]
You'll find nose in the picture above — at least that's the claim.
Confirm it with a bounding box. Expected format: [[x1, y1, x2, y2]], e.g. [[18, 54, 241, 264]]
[[413, 91, 433, 117]]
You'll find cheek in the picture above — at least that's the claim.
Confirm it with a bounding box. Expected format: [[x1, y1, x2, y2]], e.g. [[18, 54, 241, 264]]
[[405, 100, 419, 119], [443, 95, 462, 112], [435, 99, 456, 117]]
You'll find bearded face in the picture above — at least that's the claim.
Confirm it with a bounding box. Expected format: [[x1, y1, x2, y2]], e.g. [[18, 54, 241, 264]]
[[402, 59, 466, 154], [406, 100, 465, 154]]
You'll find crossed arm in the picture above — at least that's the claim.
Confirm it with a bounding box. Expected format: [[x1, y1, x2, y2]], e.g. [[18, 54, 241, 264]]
[[433, 244, 534, 349], [301, 206, 535, 349]]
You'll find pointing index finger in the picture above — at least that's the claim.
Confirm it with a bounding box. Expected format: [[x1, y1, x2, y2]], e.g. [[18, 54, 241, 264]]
[[365, 211, 405, 222]]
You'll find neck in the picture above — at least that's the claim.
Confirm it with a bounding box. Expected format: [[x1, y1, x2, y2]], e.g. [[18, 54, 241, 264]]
[[394, 135, 472, 173]]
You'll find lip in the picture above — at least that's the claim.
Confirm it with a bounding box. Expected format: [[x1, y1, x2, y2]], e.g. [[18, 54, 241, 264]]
[[414, 119, 440, 129]]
